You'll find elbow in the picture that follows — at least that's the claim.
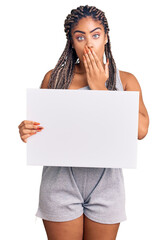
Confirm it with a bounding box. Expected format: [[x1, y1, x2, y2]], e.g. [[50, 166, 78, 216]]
[[138, 128, 148, 140], [138, 124, 149, 140], [138, 114, 150, 140]]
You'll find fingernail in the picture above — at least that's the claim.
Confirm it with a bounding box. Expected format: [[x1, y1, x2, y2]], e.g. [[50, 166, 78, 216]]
[[37, 128, 43, 131], [37, 126, 44, 129], [34, 122, 40, 125]]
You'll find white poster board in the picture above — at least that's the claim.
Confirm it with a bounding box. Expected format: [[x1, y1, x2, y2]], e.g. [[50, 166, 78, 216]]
[[26, 88, 139, 168]]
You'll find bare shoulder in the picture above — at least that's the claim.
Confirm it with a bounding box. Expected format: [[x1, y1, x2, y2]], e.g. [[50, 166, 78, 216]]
[[40, 69, 54, 88], [119, 70, 149, 122], [119, 70, 136, 91], [119, 70, 143, 92]]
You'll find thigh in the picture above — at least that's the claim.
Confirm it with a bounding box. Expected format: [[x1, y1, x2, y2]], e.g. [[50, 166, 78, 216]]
[[83, 168, 127, 224], [43, 214, 84, 240], [36, 167, 84, 222], [83, 215, 120, 240]]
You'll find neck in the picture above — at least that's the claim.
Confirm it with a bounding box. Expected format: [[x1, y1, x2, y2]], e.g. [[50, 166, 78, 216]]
[[75, 61, 86, 74]]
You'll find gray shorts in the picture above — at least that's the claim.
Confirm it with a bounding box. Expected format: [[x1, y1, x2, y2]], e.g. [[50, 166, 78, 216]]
[[35, 166, 127, 224]]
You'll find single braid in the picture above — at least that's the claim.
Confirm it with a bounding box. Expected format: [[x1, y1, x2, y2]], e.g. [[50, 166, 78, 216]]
[[46, 5, 118, 91]]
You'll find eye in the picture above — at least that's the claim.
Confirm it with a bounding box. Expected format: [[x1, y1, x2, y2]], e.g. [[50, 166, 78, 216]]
[[76, 36, 84, 41], [76, 34, 100, 41], [93, 34, 100, 38]]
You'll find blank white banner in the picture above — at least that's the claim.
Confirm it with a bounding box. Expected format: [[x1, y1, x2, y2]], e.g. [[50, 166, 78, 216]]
[[26, 88, 139, 168]]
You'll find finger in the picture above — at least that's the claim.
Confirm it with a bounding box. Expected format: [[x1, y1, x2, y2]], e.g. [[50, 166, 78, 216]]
[[18, 120, 40, 129], [22, 129, 38, 135], [18, 120, 32, 129], [87, 46, 99, 71], [20, 125, 38, 135], [22, 123, 43, 131], [83, 55, 89, 74], [84, 47, 92, 72], [90, 48, 104, 72]]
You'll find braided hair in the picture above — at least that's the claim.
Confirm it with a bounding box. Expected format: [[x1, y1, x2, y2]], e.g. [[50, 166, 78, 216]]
[[47, 5, 117, 90]]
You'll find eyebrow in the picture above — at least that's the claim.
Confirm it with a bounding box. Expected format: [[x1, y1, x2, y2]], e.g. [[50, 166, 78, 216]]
[[73, 27, 102, 35]]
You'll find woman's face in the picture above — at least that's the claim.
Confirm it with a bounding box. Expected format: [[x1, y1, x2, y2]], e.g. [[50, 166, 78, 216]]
[[71, 16, 107, 65]]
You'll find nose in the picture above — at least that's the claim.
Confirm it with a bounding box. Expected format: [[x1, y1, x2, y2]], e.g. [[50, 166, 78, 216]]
[[85, 37, 93, 49], [86, 42, 93, 48], [84, 43, 93, 51]]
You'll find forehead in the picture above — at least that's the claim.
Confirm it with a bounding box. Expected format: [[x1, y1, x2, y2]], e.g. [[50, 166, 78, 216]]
[[72, 16, 104, 34]]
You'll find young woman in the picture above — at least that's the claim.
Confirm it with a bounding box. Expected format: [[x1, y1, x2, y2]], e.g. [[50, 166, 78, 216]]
[[18, 5, 149, 240]]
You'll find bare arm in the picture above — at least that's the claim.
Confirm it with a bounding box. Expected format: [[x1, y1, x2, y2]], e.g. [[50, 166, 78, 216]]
[[40, 69, 53, 88], [124, 72, 150, 140]]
